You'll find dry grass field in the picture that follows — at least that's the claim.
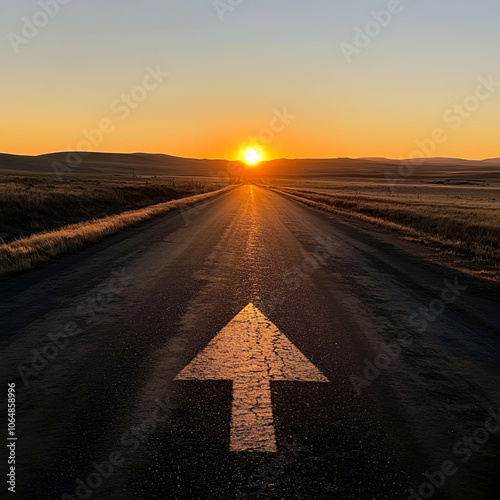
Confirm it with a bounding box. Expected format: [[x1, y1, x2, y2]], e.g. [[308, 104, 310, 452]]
[[0, 174, 225, 243], [1, 159, 499, 280], [272, 179, 500, 281], [0, 174, 230, 276]]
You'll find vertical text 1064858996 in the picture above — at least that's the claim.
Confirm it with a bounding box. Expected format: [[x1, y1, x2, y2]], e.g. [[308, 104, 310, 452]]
[[7, 383, 17, 494]]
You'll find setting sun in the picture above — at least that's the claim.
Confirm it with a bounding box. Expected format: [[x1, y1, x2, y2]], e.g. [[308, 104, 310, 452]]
[[243, 148, 263, 167]]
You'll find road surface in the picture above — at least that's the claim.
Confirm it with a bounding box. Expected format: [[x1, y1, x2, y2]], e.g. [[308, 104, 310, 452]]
[[1, 185, 499, 500]]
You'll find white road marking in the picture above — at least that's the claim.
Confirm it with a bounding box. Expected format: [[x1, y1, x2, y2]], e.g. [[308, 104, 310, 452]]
[[175, 303, 329, 452]]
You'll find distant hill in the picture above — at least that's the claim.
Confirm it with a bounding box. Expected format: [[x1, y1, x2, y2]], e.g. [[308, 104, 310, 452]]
[[0, 152, 229, 177], [361, 157, 500, 167], [481, 158, 500, 165], [1, 152, 499, 180], [255, 157, 500, 179]]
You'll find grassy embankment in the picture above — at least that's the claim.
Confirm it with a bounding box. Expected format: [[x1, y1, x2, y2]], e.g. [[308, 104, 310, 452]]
[[273, 186, 500, 280], [0, 175, 230, 276]]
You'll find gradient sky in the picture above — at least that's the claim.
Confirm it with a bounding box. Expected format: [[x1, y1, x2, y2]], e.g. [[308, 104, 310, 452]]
[[2, 0, 499, 159]]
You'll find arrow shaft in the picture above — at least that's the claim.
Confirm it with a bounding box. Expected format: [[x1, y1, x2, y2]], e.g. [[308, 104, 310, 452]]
[[175, 303, 329, 452], [230, 380, 276, 452]]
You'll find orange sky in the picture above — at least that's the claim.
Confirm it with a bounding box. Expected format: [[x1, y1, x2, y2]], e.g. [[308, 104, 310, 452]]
[[2, 1, 499, 160]]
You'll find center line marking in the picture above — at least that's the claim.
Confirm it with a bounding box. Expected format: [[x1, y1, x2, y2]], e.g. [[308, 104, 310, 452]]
[[175, 303, 329, 452]]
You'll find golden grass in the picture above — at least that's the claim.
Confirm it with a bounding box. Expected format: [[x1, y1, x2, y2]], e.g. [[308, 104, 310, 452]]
[[0, 175, 225, 242], [273, 187, 500, 280], [0, 187, 233, 276]]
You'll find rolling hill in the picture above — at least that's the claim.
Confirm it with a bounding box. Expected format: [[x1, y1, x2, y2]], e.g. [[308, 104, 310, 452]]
[[1, 152, 499, 180]]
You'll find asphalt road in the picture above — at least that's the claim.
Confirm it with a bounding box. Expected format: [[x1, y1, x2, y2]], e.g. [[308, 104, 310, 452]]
[[1, 185, 499, 500]]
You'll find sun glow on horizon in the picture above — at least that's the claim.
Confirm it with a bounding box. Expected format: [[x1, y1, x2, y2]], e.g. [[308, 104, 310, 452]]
[[241, 147, 264, 167]]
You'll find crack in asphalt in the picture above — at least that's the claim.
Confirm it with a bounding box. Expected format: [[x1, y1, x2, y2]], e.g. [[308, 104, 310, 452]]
[[175, 303, 328, 451]]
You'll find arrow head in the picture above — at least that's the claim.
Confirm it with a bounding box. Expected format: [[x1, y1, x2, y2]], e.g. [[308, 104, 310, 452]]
[[175, 303, 329, 452], [175, 303, 328, 383]]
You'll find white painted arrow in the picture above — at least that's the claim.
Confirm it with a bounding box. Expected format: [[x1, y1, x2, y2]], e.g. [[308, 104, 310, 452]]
[[175, 303, 329, 452]]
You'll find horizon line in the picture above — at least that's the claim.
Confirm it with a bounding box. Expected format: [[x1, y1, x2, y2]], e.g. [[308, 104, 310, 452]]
[[1, 150, 499, 163]]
